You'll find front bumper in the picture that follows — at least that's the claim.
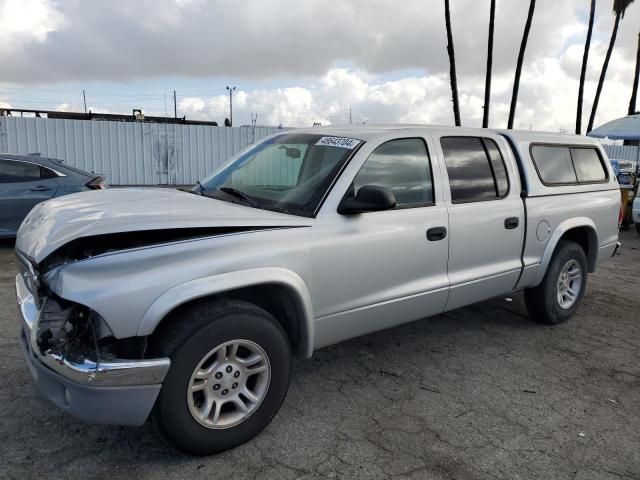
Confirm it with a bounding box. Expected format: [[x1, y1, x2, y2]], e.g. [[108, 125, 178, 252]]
[[16, 273, 170, 426]]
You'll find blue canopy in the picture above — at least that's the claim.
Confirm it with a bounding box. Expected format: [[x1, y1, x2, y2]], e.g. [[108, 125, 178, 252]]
[[588, 114, 640, 140]]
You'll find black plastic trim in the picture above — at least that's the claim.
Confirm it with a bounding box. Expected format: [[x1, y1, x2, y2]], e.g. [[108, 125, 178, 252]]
[[499, 133, 528, 289]]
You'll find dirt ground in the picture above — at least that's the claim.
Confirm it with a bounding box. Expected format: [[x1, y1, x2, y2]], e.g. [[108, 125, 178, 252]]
[[0, 231, 638, 480]]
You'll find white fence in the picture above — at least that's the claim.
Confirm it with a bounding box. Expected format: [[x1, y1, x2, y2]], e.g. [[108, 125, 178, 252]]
[[602, 144, 639, 164], [0, 116, 281, 185], [4, 117, 635, 184]]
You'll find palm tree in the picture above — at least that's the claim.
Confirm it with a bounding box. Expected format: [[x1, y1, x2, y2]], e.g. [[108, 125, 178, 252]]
[[507, 0, 536, 129], [587, 0, 636, 133], [444, 0, 461, 126], [628, 32, 640, 115], [576, 0, 597, 134], [483, 0, 496, 128]]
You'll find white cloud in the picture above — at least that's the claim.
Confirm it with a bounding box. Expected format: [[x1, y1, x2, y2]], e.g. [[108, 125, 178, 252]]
[[1, 0, 639, 132], [174, 54, 637, 132], [0, 0, 64, 44]]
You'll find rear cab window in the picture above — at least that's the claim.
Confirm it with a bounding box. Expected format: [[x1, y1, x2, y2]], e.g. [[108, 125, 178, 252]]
[[530, 145, 608, 185], [570, 148, 607, 182]]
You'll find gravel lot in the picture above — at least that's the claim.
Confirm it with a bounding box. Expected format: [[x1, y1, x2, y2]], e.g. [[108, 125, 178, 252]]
[[1, 231, 639, 480]]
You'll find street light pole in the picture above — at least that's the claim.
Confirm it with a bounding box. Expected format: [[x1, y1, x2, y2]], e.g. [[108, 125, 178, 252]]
[[226, 86, 236, 126]]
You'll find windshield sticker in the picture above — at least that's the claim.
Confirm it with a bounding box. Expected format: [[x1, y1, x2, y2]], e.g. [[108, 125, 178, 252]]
[[315, 136, 361, 149]]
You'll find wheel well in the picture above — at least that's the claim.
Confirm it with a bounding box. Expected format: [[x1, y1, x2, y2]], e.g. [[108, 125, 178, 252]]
[[559, 226, 598, 272], [147, 284, 307, 357]]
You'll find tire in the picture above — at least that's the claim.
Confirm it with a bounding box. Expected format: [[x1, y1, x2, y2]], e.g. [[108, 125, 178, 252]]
[[524, 240, 588, 325], [152, 299, 291, 455], [635, 223, 640, 235]]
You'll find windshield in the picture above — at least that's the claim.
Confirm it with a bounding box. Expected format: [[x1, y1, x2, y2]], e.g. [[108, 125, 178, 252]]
[[196, 133, 362, 217]]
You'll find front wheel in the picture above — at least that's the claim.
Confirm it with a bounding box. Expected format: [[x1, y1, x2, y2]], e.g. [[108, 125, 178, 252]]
[[524, 240, 588, 325], [152, 300, 291, 455], [635, 222, 640, 235]]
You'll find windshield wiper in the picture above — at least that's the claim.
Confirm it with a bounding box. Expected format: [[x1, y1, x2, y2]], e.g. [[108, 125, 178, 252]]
[[218, 186, 260, 208]]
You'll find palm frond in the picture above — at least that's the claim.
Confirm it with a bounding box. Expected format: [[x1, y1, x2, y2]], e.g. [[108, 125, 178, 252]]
[[613, 0, 635, 17]]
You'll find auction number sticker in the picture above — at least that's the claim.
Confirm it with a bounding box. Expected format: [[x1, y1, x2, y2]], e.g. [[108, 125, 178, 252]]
[[315, 136, 361, 149]]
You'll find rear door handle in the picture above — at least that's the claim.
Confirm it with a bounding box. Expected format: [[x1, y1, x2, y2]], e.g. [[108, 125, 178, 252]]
[[427, 226, 447, 241], [504, 217, 519, 229], [30, 185, 52, 191]]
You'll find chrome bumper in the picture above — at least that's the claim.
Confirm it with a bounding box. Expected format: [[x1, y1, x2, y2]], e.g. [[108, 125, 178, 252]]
[[16, 273, 170, 387]]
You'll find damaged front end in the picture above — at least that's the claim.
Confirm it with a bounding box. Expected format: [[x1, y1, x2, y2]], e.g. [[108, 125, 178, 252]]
[[16, 248, 169, 391]]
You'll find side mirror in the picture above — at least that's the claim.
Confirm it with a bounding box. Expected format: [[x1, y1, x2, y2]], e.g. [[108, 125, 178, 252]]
[[338, 185, 396, 214], [280, 145, 301, 158]]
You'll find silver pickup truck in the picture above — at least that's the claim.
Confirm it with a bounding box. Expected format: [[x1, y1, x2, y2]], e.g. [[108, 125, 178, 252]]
[[15, 126, 620, 454]]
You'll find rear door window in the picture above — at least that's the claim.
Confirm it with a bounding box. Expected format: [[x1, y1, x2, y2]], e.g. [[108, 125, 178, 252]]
[[440, 137, 510, 203], [0, 160, 44, 183]]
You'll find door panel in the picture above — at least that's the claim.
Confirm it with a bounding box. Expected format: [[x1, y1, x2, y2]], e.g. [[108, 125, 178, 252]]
[[311, 206, 450, 349], [444, 198, 524, 310], [435, 134, 524, 311], [310, 136, 450, 349], [0, 179, 59, 235]]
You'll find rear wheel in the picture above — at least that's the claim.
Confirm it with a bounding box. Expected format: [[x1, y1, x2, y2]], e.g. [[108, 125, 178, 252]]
[[153, 300, 291, 455], [524, 240, 587, 325], [635, 222, 640, 235]]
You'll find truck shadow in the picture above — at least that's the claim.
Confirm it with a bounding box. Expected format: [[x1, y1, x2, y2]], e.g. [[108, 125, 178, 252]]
[[0, 238, 15, 249]]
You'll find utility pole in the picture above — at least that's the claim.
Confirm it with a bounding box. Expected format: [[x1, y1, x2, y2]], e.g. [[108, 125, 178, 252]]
[[82, 90, 87, 113], [226, 86, 236, 126], [164, 94, 168, 122], [349, 108, 352, 125], [251, 112, 258, 143], [173, 90, 177, 119]]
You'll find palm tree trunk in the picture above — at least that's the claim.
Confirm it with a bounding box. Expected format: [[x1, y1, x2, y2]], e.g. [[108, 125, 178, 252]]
[[483, 0, 496, 128], [444, 0, 461, 126], [628, 32, 640, 115], [576, 0, 596, 134], [508, 0, 536, 129], [587, 13, 621, 133]]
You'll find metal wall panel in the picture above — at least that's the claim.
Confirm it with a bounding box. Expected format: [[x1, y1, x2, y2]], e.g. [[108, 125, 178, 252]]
[[0, 117, 281, 185], [603, 144, 639, 164]]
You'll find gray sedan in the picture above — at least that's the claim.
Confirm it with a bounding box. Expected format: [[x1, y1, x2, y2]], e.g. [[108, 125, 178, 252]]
[[0, 154, 106, 238]]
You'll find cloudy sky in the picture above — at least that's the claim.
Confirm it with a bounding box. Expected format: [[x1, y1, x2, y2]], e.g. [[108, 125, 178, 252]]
[[1, 0, 639, 131]]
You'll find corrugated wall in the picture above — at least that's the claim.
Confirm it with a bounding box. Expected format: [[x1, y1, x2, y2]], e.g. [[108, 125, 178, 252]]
[[603, 144, 639, 163], [0, 116, 281, 185]]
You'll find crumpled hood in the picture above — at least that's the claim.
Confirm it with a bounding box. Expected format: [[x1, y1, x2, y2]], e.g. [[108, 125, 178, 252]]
[[16, 188, 311, 262]]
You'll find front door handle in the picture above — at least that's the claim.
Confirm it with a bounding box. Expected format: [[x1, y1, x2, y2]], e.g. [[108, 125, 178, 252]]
[[504, 217, 519, 229], [427, 226, 447, 241], [30, 185, 51, 192]]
